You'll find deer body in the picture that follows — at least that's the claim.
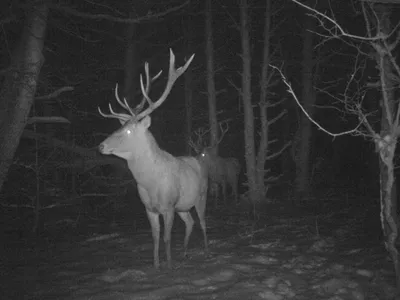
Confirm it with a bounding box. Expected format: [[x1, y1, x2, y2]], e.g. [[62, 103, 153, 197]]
[[189, 123, 241, 206], [99, 50, 207, 269], [201, 150, 240, 204]]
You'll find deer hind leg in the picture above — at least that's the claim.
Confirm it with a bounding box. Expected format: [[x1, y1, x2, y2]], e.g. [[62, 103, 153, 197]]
[[146, 210, 161, 269], [162, 209, 175, 269], [194, 193, 208, 254], [210, 181, 218, 209], [177, 211, 194, 257]]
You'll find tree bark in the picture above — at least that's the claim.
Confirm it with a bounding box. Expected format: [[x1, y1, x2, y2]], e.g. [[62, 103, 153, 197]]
[[124, 10, 141, 106], [373, 4, 400, 288], [255, 0, 272, 199], [240, 0, 258, 203], [205, 0, 218, 154], [294, 12, 316, 201], [184, 0, 194, 155], [0, 3, 49, 194]]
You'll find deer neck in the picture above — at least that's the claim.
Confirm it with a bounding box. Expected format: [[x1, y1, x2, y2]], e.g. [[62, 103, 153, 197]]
[[126, 131, 171, 188]]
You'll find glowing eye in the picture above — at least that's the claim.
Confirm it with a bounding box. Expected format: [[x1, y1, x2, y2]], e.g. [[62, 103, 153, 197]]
[[126, 129, 131, 135]]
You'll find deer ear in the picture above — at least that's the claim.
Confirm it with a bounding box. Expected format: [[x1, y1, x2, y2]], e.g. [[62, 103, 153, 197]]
[[140, 116, 151, 128]]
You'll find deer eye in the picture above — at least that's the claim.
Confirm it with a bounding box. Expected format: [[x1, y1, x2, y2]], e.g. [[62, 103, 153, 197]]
[[126, 129, 132, 135]]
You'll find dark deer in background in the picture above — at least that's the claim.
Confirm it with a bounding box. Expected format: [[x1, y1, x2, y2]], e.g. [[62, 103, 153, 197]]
[[98, 49, 208, 269], [189, 123, 241, 206]]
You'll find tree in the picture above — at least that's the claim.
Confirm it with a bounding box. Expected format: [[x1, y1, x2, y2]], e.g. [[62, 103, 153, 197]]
[[239, 0, 290, 207], [292, 7, 317, 200], [240, 0, 258, 204], [205, 0, 219, 153], [184, 0, 195, 155], [275, 0, 400, 288], [0, 3, 49, 194]]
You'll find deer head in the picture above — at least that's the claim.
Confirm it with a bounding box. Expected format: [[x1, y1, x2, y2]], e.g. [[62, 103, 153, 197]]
[[98, 49, 195, 159], [189, 122, 229, 159]]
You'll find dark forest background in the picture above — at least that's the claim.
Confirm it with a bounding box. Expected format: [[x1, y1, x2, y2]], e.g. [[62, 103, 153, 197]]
[[0, 0, 392, 238]]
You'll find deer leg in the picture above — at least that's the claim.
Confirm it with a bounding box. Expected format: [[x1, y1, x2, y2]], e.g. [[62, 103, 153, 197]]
[[177, 211, 194, 257], [146, 210, 161, 269], [162, 209, 175, 269], [194, 194, 208, 254]]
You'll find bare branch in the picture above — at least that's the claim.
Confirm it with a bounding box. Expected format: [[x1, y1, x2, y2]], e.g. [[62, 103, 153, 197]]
[[50, 1, 189, 24], [35, 86, 74, 100], [266, 140, 292, 161], [292, 0, 386, 41], [270, 64, 363, 138], [267, 110, 287, 126]]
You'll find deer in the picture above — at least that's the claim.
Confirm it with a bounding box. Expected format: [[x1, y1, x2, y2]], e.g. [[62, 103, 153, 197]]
[[189, 123, 241, 206], [98, 49, 208, 269]]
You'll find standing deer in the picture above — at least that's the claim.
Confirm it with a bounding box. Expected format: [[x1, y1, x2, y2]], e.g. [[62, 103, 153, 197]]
[[98, 49, 208, 269], [189, 124, 241, 206], [200, 149, 240, 205]]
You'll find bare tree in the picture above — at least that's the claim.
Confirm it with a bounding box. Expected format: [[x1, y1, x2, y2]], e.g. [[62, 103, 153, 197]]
[[274, 0, 400, 288], [205, 0, 219, 153], [184, 0, 194, 155], [240, 0, 258, 203], [239, 0, 290, 207], [0, 3, 49, 194], [293, 6, 317, 200]]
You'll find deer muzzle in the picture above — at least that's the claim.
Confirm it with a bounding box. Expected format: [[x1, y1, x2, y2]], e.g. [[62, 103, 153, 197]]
[[98, 142, 111, 154]]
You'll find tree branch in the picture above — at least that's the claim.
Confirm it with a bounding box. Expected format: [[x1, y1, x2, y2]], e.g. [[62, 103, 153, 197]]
[[270, 64, 363, 138], [50, 1, 189, 24], [35, 86, 74, 100]]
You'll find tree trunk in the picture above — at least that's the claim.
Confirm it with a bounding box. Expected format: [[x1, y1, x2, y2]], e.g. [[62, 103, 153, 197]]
[[205, 0, 218, 154], [374, 4, 400, 288], [240, 0, 258, 203], [0, 3, 49, 194], [184, 0, 194, 155], [124, 15, 140, 106], [255, 0, 272, 200], [294, 12, 316, 201]]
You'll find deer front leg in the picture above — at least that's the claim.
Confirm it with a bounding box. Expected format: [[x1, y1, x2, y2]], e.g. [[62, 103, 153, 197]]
[[146, 210, 161, 269], [162, 209, 175, 269]]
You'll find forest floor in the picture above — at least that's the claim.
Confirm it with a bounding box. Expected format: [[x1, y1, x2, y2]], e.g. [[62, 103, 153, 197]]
[[0, 195, 398, 299]]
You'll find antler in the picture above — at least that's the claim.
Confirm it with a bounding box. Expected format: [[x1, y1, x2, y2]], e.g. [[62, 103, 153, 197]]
[[189, 127, 210, 153], [98, 61, 163, 123], [212, 121, 229, 147], [136, 49, 195, 120]]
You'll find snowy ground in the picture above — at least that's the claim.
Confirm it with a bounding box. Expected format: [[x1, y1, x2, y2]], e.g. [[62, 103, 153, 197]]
[[1, 197, 397, 299]]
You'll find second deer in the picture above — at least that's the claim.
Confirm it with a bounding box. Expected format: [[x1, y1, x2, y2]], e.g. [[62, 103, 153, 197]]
[[98, 49, 208, 269], [190, 124, 241, 206]]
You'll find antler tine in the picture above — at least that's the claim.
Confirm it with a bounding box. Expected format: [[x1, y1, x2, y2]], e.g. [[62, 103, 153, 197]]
[[214, 121, 229, 146], [188, 138, 200, 153], [137, 49, 195, 120], [97, 103, 131, 123], [114, 83, 137, 117], [133, 63, 163, 115], [189, 126, 211, 153]]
